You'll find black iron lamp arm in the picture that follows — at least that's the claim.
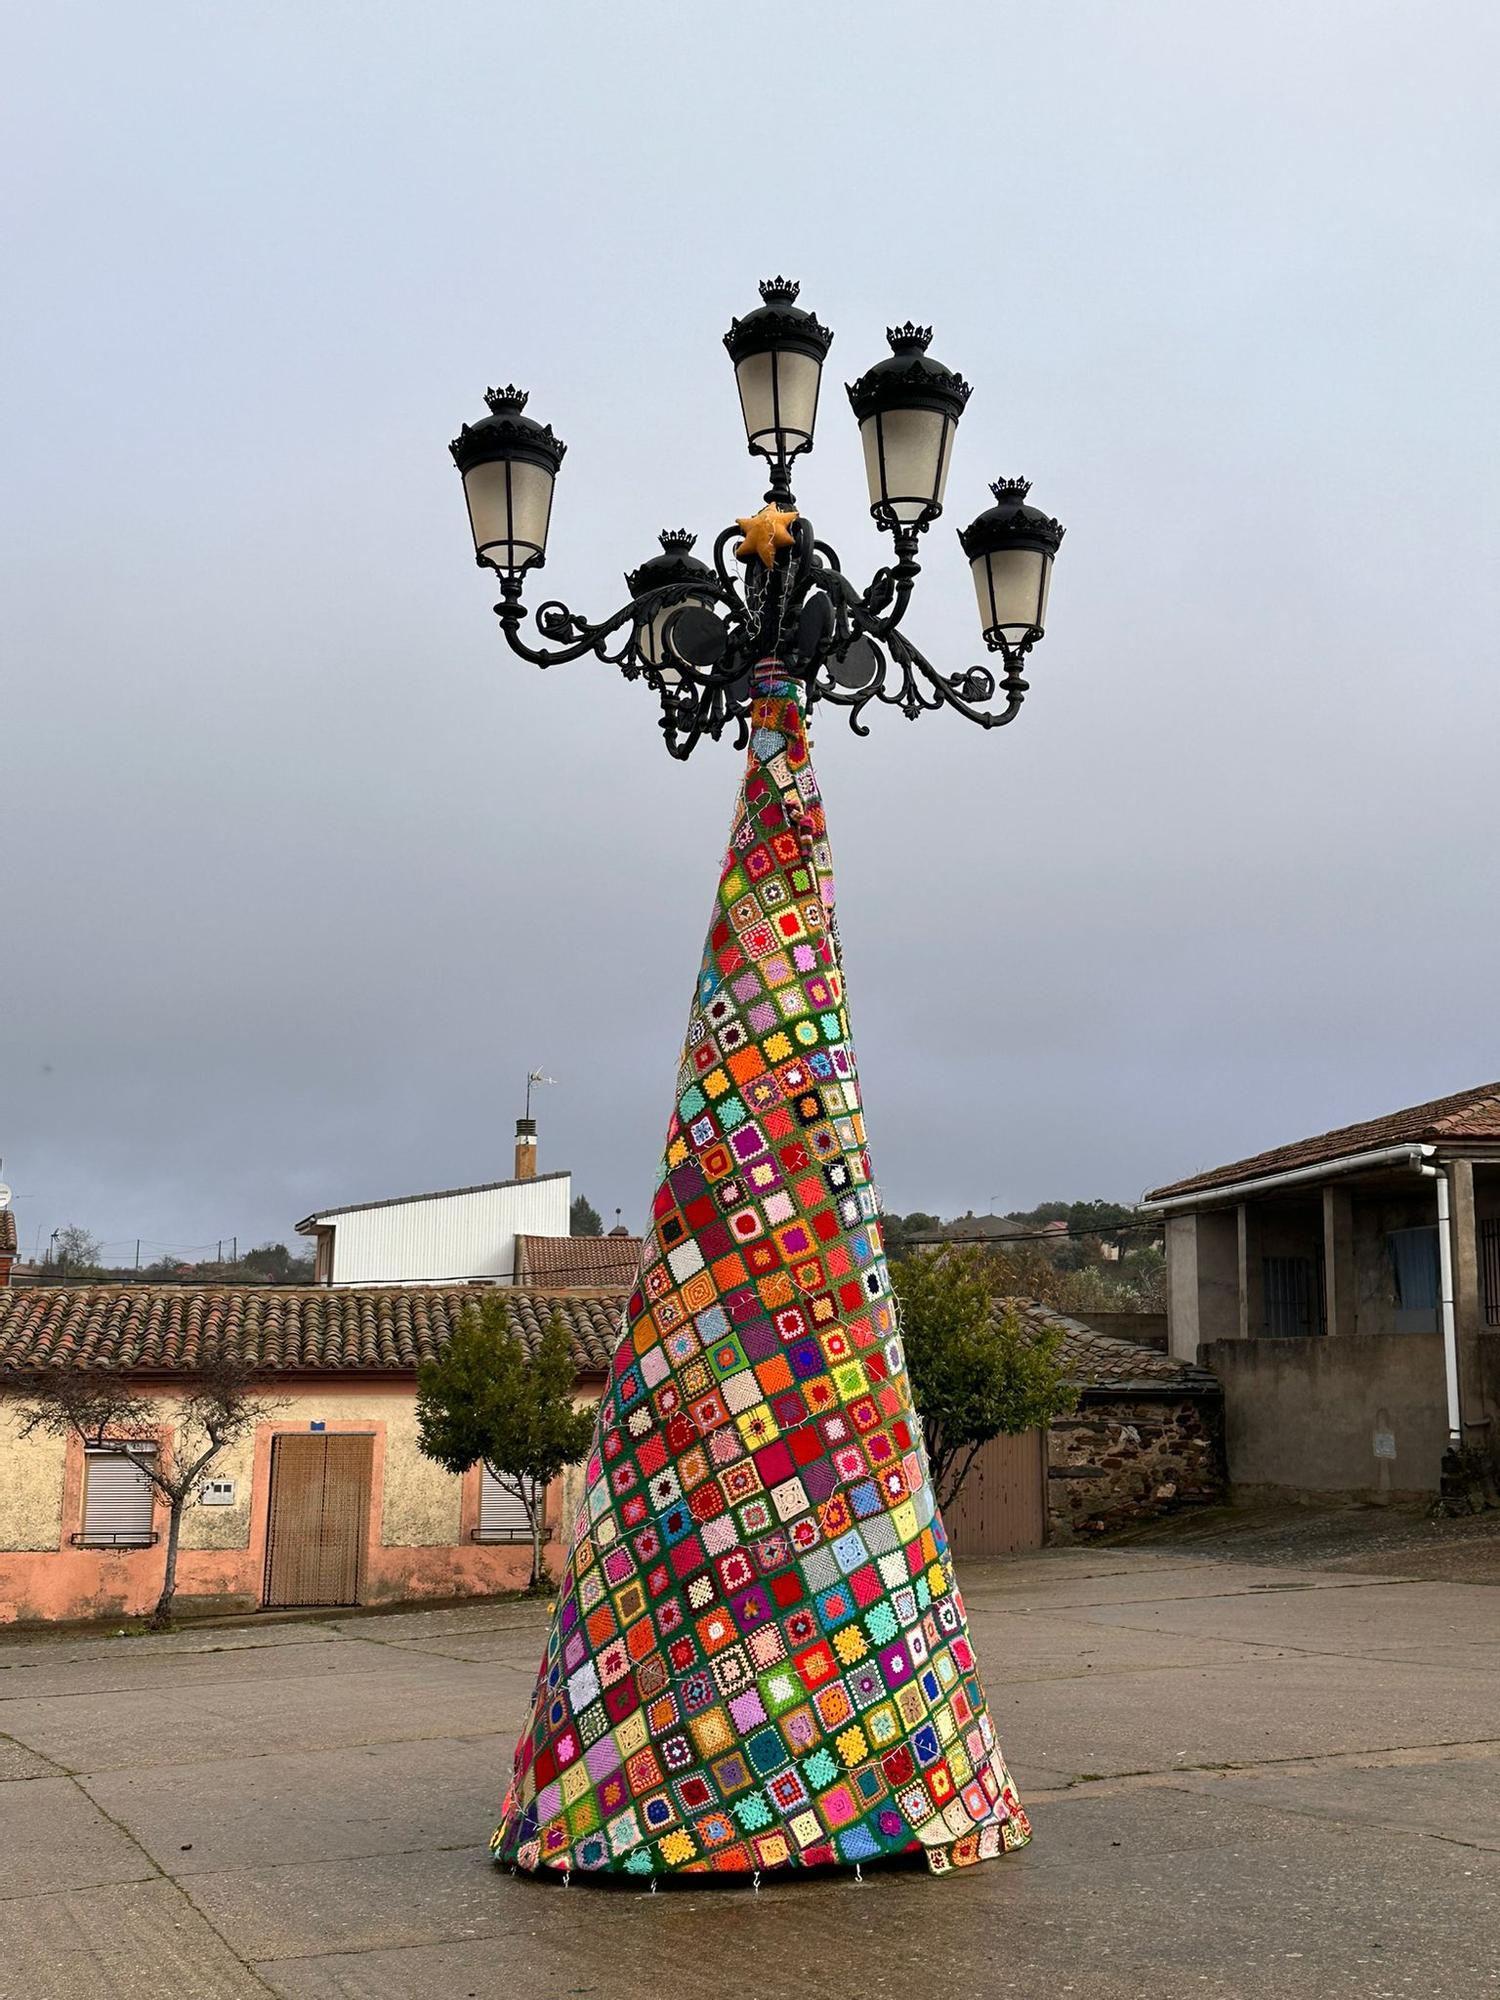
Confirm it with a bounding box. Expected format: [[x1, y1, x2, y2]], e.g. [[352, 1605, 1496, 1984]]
[[490, 576, 739, 673], [800, 534, 1026, 734], [709, 527, 751, 623], [490, 581, 638, 670], [486, 509, 1030, 745], [806, 541, 920, 643]]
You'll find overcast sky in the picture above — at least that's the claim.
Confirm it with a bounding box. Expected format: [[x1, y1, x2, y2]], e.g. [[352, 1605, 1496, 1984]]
[[4, 1, 1498, 1265]]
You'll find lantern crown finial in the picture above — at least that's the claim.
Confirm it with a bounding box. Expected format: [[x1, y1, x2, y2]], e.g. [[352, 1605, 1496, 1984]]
[[659, 529, 697, 552], [886, 322, 933, 354], [484, 384, 529, 414], [759, 276, 800, 305], [959, 480, 1066, 567]]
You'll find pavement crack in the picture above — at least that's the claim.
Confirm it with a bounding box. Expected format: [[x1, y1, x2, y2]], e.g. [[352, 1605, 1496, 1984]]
[[987, 1575, 1433, 1617], [0, 1730, 73, 1780], [69, 1773, 283, 1993], [1030, 1735, 1500, 1800]]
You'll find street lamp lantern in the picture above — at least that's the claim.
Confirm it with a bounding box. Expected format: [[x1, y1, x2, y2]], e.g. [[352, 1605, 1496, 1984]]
[[624, 531, 720, 680], [722, 277, 834, 497], [958, 477, 1065, 654], [846, 324, 972, 537], [449, 385, 567, 576], [448, 278, 1064, 757]]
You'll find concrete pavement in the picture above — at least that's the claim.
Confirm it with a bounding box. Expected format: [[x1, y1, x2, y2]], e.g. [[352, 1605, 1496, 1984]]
[[2, 1523, 1498, 1998]]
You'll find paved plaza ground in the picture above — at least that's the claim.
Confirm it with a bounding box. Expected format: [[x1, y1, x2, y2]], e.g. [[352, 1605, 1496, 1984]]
[[3, 1508, 1499, 1999]]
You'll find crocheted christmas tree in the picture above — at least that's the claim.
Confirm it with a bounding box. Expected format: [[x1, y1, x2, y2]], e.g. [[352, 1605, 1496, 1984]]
[[492, 668, 1030, 1878]]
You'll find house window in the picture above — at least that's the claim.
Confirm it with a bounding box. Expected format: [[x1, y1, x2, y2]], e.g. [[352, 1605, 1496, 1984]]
[[474, 1466, 531, 1543], [1262, 1255, 1325, 1337], [76, 1444, 158, 1547], [1387, 1225, 1440, 1333]]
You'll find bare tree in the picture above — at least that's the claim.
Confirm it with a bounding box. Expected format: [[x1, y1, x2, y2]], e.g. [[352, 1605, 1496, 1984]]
[[50, 1224, 102, 1274], [15, 1357, 279, 1628]]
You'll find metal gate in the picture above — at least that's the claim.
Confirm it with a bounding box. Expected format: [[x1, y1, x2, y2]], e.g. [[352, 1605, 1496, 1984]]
[[943, 1427, 1048, 1558], [263, 1434, 374, 1607], [1481, 1217, 1500, 1326], [1263, 1252, 1326, 1337]]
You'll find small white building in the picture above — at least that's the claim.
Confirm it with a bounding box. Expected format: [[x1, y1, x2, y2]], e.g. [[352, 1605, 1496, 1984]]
[[297, 1121, 571, 1286]]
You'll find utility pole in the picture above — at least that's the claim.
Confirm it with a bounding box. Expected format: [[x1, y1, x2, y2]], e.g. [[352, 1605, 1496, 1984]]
[[232, 1235, 237, 1264], [134, 1239, 141, 1272]]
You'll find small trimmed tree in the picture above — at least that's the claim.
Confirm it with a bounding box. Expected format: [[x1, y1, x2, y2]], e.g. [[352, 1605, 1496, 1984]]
[[415, 1295, 594, 1590], [894, 1244, 1077, 1510], [15, 1357, 278, 1628]]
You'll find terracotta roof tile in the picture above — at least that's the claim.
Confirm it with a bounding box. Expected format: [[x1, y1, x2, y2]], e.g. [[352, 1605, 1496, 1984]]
[[514, 1235, 644, 1290], [0, 1285, 1214, 1400], [1146, 1081, 1500, 1202], [1006, 1300, 1216, 1393], [0, 1286, 623, 1378]]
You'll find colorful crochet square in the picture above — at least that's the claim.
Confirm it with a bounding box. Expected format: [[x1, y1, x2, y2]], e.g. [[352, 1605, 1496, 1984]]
[[491, 666, 1030, 1879]]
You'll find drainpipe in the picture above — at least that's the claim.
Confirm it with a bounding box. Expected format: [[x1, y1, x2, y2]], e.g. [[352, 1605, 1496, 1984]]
[[1429, 1166, 1462, 1443]]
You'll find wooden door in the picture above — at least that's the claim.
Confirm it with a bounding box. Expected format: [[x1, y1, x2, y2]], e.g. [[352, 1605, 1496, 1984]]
[[944, 1428, 1048, 1559], [263, 1434, 374, 1607]]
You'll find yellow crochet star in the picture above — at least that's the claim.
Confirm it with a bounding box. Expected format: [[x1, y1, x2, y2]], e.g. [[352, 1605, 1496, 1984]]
[[734, 502, 799, 569]]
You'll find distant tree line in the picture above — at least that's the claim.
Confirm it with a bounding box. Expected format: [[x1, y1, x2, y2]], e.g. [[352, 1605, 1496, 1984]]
[[880, 1198, 1166, 1314], [34, 1229, 315, 1286]]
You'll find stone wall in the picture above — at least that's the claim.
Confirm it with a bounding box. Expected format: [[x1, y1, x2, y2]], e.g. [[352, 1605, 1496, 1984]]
[[1047, 1392, 1225, 1538]]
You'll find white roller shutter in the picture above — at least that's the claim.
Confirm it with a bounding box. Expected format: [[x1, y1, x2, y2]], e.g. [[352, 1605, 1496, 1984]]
[[478, 1467, 531, 1542], [82, 1446, 157, 1544]]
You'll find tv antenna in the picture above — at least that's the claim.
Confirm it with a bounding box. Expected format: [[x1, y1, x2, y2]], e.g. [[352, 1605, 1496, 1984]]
[[525, 1069, 558, 1122]]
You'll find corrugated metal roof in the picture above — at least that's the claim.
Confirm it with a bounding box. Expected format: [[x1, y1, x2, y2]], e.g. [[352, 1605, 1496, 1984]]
[[296, 1171, 570, 1230]]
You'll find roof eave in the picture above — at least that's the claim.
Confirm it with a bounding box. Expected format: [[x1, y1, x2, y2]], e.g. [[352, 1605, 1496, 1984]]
[[1075, 1377, 1221, 1402], [1145, 1142, 1438, 1212], [296, 1168, 572, 1226]]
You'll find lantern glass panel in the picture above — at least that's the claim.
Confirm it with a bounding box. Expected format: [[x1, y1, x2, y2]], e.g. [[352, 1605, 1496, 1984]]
[[971, 546, 1050, 643], [736, 348, 822, 459], [463, 457, 555, 572], [635, 591, 715, 676], [860, 407, 954, 525]]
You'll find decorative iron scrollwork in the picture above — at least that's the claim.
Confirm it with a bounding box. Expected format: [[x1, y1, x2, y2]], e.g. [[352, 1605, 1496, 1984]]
[[491, 507, 1033, 760]]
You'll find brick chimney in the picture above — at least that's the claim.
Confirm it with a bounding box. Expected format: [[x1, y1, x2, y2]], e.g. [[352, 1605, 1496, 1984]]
[[514, 1117, 538, 1181]]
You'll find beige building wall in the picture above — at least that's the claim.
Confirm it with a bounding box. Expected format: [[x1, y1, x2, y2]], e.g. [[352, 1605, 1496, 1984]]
[[172, 1385, 466, 1554], [0, 1375, 603, 1625], [0, 1404, 66, 1552]]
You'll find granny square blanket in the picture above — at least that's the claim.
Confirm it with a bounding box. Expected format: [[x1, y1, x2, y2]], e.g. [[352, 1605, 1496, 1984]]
[[492, 668, 1030, 1878]]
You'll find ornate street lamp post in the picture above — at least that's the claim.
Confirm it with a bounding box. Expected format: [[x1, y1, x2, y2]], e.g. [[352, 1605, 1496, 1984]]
[[449, 278, 1064, 760], [451, 285, 1066, 1884]]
